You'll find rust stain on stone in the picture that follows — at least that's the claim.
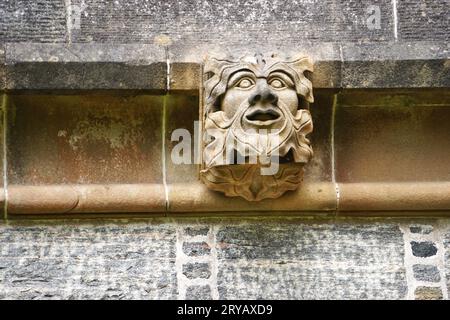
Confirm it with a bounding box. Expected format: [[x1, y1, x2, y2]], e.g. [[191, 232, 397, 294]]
[[7, 94, 164, 185]]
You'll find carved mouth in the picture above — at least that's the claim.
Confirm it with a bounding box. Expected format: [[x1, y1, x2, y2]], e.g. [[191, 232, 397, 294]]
[[245, 108, 280, 124]]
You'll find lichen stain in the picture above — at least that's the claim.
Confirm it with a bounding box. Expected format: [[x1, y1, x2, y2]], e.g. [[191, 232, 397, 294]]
[[68, 115, 144, 151]]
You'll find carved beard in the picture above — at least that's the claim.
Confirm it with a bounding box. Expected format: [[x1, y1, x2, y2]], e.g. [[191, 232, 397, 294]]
[[200, 100, 313, 201]]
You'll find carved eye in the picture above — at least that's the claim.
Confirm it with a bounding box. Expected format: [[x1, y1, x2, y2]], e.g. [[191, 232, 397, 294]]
[[269, 78, 285, 89], [236, 78, 254, 89]]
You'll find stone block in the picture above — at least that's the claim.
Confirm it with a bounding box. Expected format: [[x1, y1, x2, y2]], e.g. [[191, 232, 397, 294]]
[[7, 94, 164, 185], [341, 42, 450, 88], [398, 0, 449, 41], [6, 94, 167, 215], [182, 242, 211, 257], [410, 225, 433, 235], [68, 0, 394, 44], [335, 90, 450, 183], [215, 219, 407, 299], [0, 220, 177, 299], [169, 62, 200, 94], [337, 182, 450, 212], [182, 263, 211, 279], [444, 225, 450, 295], [5, 43, 167, 91], [0, 0, 66, 43], [411, 241, 438, 258], [0, 44, 5, 90], [412, 264, 441, 282], [183, 226, 210, 237], [414, 286, 443, 300], [0, 92, 4, 218], [185, 285, 212, 300]]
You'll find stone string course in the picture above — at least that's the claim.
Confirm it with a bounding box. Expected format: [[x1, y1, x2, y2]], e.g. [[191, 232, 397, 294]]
[[1, 218, 449, 300]]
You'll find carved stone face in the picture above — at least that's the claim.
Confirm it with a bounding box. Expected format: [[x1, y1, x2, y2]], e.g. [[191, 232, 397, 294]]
[[200, 54, 314, 201], [221, 69, 299, 131]]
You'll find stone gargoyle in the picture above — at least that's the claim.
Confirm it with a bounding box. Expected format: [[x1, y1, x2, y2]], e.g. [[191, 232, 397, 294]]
[[200, 53, 314, 201]]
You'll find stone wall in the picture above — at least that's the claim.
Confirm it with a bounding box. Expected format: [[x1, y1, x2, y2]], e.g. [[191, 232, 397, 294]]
[[1, 0, 448, 44], [0, 217, 449, 300], [0, 0, 449, 300]]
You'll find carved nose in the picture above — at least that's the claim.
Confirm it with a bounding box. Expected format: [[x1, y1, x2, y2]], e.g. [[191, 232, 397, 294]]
[[248, 88, 278, 106]]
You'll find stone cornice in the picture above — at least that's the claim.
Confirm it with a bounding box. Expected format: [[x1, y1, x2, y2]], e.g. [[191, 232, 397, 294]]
[[0, 41, 448, 92]]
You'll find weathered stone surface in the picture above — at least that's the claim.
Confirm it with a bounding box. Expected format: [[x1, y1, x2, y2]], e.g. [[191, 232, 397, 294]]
[[0, 2, 447, 91], [169, 62, 200, 94], [168, 182, 337, 213], [443, 223, 450, 295], [10, 42, 447, 92], [183, 242, 211, 257], [0, 44, 5, 90], [215, 220, 407, 299], [414, 286, 443, 300], [398, 0, 449, 41], [337, 182, 450, 212], [410, 225, 433, 235], [335, 89, 450, 213], [7, 95, 163, 185], [4, 43, 166, 91], [68, 0, 394, 44], [1, 218, 449, 300], [0, 220, 177, 299], [6, 62, 166, 91], [0, 92, 4, 217], [0, 0, 66, 43], [6, 43, 165, 63], [411, 241, 438, 258], [342, 41, 449, 61], [342, 59, 450, 89], [183, 227, 210, 237], [341, 42, 450, 88], [7, 184, 167, 215], [413, 265, 441, 282], [185, 285, 212, 300], [2, 42, 448, 91], [2, 1, 447, 45], [4, 93, 168, 214], [335, 90, 450, 183], [183, 263, 211, 280]]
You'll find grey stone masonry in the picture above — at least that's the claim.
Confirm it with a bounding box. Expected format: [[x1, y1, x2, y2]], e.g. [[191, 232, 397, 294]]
[[1, 0, 448, 44], [216, 219, 408, 299], [397, 0, 449, 41], [400, 221, 448, 300], [0, 220, 177, 299], [0, 0, 66, 43], [413, 265, 441, 283], [1, 0, 396, 44], [1, 217, 450, 300]]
